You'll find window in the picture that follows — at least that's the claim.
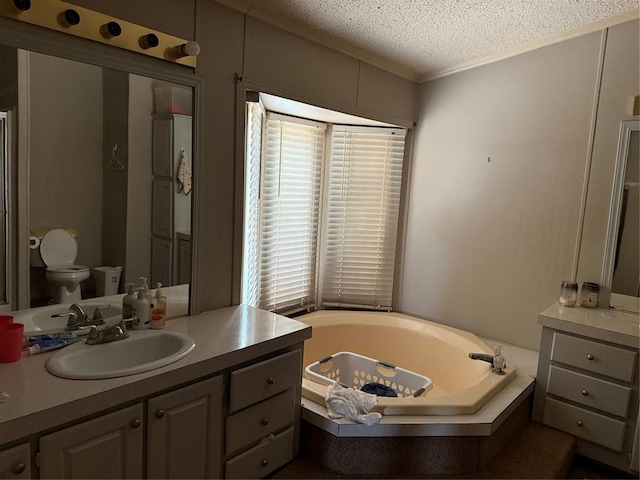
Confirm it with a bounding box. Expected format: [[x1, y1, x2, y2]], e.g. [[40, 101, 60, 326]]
[[242, 103, 406, 315]]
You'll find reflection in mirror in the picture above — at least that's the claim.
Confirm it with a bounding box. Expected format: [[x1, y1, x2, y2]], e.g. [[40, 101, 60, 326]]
[[605, 119, 639, 313], [0, 111, 12, 313], [611, 129, 639, 297], [1, 47, 192, 308]]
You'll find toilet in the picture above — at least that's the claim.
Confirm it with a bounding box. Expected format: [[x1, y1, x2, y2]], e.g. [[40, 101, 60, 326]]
[[31, 228, 90, 304]]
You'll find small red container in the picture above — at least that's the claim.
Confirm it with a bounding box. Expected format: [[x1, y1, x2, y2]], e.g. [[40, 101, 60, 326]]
[[0, 323, 24, 363]]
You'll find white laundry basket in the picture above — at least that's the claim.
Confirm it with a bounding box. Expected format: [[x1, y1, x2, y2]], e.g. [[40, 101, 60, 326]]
[[305, 351, 433, 398], [94, 266, 122, 296]]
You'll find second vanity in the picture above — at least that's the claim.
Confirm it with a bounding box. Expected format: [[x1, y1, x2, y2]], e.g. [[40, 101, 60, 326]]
[[0, 305, 312, 479], [532, 303, 639, 474]]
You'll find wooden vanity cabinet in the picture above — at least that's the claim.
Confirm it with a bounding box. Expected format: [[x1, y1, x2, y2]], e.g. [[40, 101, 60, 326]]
[[533, 326, 639, 474], [147, 375, 223, 479], [39, 404, 144, 479], [0, 443, 31, 479], [224, 350, 303, 478]]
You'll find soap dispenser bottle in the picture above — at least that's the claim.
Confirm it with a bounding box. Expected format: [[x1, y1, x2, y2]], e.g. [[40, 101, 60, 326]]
[[132, 288, 149, 330], [122, 283, 136, 320], [150, 282, 167, 330], [140, 275, 155, 316]]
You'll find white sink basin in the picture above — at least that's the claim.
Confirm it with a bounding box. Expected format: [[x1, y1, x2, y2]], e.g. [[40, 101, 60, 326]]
[[45, 330, 195, 379], [17, 303, 122, 336]]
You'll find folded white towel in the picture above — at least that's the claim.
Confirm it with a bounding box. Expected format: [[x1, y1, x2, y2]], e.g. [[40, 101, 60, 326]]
[[325, 382, 382, 425], [177, 149, 192, 195]]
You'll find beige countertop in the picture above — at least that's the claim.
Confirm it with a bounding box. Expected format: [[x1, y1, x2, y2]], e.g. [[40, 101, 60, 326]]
[[0, 305, 312, 446], [538, 302, 640, 348]]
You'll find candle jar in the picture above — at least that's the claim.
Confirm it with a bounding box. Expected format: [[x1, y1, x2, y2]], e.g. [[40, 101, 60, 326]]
[[580, 282, 599, 308], [559, 281, 578, 307]]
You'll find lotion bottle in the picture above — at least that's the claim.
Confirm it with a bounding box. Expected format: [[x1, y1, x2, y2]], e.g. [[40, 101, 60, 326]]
[[140, 276, 155, 317], [122, 283, 136, 319], [132, 288, 149, 329], [150, 283, 167, 329]]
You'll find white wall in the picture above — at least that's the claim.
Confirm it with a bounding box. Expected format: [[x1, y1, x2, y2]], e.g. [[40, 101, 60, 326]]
[[400, 22, 638, 350], [126, 74, 154, 286], [29, 52, 103, 267]]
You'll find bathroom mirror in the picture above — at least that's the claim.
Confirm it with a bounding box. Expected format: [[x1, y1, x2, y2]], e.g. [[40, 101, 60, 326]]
[[0, 17, 201, 314], [603, 118, 640, 313]]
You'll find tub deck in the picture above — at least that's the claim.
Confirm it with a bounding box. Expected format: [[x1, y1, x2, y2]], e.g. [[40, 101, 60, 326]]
[[301, 337, 538, 437]]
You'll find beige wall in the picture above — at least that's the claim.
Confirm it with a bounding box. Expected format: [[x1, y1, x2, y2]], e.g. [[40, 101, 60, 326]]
[[126, 74, 154, 286], [29, 52, 103, 267], [400, 21, 639, 350], [576, 19, 640, 293]]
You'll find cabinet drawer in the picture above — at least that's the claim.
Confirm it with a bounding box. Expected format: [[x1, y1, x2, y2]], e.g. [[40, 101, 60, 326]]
[[225, 427, 294, 479], [229, 350, 302, 413], [0, 443, 30, 479], [543, 398, 626, 451], [550, 332, 637, 382], [547, 366, 631, 417], [226, 388, 296, 455]]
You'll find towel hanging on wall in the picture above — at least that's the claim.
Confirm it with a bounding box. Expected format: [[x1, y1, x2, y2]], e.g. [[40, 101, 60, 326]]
[[177, 148, 192, 195]]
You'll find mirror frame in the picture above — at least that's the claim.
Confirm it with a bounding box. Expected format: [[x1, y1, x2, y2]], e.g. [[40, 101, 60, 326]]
[[602, 117, 639, 312], [0, 16, 204, 315]]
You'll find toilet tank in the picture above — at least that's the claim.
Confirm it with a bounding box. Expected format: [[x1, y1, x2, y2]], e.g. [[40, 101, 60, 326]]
[[29, 227, 78, 267]]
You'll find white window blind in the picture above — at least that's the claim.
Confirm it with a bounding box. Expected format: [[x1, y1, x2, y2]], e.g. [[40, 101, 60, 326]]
[[258, 113, 326, 313], [320, 126, 406, 310], [241, 101, 263, 307]]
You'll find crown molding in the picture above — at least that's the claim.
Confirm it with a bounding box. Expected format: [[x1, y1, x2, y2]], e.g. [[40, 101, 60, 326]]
[[419, 8, 639, 83]]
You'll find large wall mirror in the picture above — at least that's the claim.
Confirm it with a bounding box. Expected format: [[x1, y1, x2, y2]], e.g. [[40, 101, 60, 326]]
[[603, 118, 639, 313], [0, 17, 201, 316]]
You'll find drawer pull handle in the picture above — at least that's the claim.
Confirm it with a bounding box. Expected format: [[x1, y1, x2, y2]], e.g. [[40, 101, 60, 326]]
[[131, 418, 141, 429], [156, 409, 165, 419], [12, 462, 26, 475], [261, 417, 269, 426], [581, 390, 589, 396], [586, 354, 594, 361], [576, 420, 584, 427], [267, 377, 275, 385], [261, 459, 269, 467]]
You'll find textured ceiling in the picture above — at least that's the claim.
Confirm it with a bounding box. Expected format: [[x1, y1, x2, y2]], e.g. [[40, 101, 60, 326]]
[[218, 0, 639, 82]]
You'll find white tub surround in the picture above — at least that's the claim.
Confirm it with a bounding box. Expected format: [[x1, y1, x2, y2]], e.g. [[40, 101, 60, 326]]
[[533, 303, 639, 475], [0, 305, 312, 479]]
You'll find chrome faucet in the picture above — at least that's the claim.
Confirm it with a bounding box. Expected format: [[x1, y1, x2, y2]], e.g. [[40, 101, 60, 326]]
[[52, 303, 106, 331], [82, 319, 129, 345], [468, 345, 506, 375]]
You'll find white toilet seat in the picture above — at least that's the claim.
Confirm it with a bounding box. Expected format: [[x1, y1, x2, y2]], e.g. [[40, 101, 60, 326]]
[[47, 265, 90, 274], [40, 229, 79, 268]]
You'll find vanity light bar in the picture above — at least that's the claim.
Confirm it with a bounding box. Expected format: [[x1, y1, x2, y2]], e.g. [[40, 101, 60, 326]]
[[0, 0, 199, 67]]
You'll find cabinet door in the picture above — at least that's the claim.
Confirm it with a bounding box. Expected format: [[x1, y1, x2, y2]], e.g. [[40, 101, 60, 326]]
[[152, 179, 174, 239], [39, 404, 143, 479], [147, 375, 223, 479], [177, 238, 191, 285], [152, 118, 174, 177], [151, 237, 173, 287], [0, 443, 30, 479]]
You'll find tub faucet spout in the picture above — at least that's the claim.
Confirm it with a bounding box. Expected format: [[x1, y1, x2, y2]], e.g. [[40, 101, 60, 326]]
[[468, 346, 506, 375], [468, 353, 495, 364]]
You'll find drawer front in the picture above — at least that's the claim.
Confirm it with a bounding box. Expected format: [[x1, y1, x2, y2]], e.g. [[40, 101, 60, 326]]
[[547, 366, 632, 417], [543, 398, 626, 451], [226, 388, 296, 454], [0, 443, 31, 479], [225, 427, 295, 479], [229, 350, 302, 413], [550, 332, 637, 382]]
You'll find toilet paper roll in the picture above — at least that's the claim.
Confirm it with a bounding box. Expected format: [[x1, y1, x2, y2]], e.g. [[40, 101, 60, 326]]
[[29, 236, 40, 250]]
